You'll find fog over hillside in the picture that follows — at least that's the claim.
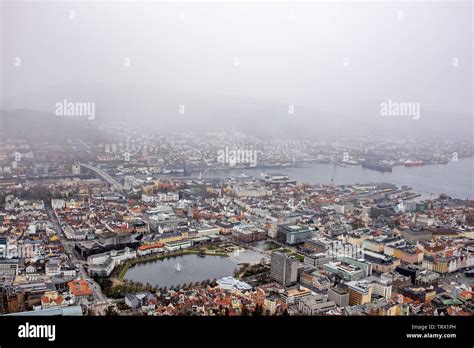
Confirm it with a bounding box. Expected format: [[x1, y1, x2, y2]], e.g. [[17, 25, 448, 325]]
[[1, 83, 472, 141], [1, 1, 472, 140]]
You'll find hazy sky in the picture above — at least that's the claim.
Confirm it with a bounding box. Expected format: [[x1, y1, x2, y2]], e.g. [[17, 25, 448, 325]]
[[1, 1, 472, 118]]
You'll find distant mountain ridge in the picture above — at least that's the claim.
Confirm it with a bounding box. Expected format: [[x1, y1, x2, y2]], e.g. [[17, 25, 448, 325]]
[[0, 109, 106, 143], [1, 83, 472, 141]]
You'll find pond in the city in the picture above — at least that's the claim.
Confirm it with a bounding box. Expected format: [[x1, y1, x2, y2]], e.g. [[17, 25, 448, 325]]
[[253, 241, 280, 251], [123, 253, 238, 289]]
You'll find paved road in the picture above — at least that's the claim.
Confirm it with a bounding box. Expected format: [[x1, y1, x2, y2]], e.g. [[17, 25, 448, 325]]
[[47, 207, 108, 303], [221, 237, 271, 263]]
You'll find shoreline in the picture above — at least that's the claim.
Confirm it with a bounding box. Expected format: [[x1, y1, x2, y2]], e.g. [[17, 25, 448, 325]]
[[117, 249, 229, 281]]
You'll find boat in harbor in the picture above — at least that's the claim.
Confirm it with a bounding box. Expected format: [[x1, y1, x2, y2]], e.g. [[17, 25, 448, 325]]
[[175, 262, 181, 272], [361, 160, 393, 172], [342, 159, 360, 165], [404, 159, 424, 167]]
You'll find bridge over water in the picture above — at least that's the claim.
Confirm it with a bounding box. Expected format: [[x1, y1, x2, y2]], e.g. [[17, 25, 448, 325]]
[[80, 163, 125, 191]]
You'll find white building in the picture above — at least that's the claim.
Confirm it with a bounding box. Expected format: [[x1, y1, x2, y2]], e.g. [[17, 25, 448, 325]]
[[157, 192, 179, 202], [51, 199, 66, 210], [87, 247, 137, 277], [371, 280, 392, 300], [72, 164, 81, 175], [217, 277, 252, 291], [45, 259, 61, 276], [141, 194, 155, 203]]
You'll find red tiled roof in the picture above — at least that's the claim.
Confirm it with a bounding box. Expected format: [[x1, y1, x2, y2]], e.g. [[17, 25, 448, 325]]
[[67, 279, 93, 296], [138, 242, 164, 251]]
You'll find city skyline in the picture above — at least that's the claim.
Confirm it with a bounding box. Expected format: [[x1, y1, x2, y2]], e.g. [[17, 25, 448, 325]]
[[0, 1, 472, 346]]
